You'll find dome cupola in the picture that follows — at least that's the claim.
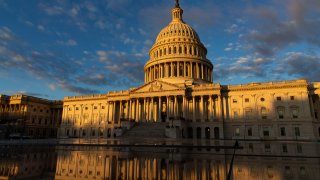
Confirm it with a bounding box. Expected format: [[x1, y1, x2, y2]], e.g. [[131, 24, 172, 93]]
[[144, 0, 213, 85]]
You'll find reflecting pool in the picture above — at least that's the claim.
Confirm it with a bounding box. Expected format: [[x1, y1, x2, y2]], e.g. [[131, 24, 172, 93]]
[[0, 140, 319, 179]]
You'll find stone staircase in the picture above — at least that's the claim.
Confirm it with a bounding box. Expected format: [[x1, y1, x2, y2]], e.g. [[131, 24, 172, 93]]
[[121, 122, 167, 139]]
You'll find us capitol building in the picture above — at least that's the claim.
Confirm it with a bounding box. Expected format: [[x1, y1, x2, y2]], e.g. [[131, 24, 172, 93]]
[[1, 1, 320, 141]]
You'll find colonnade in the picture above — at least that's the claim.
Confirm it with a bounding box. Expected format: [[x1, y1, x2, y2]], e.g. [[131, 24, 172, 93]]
[[151, 44, 205, 60], [145, 61, 212, 83], [104, 95, 221, 123], [0, 104, 26, 112]]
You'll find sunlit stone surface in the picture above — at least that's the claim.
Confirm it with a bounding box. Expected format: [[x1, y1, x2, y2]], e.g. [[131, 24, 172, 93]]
[[56, 1, 320, 142]]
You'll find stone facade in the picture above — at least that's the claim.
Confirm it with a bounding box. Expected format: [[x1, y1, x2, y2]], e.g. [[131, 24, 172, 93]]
[[58, 2, 320, 141], [0, 94, 62, 138]]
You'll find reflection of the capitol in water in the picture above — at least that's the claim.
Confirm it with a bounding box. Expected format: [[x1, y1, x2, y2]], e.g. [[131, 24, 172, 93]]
[[0, 141, 319, 179]]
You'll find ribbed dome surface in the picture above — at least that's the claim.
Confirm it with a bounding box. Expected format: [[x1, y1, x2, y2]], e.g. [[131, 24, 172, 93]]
[[155, 21, 201, 44]]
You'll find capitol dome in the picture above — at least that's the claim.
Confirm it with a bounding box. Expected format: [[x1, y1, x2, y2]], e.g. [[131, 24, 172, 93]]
[[144, 1, 213, 85]]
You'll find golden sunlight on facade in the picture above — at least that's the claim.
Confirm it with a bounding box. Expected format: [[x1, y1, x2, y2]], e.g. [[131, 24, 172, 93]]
[[0, 95, 62, 138], [57, 1, 320, 141]]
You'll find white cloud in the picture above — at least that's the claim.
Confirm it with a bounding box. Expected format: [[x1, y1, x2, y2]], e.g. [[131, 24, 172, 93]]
[[57, 39, 78, 46], [37, 25, 45, 32]]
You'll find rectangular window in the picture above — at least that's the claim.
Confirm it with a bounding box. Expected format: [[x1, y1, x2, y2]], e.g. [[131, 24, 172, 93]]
[[249, 143, 253, 152], [234, 111, 239, 119], [315, 112, 318, 119], [292, 109, 298, 118], [300, 167, 306, 176], [278, 108, 284, 119], [263, 127, 269, 137], [245, 98, 249, 102], [76, 107, 79, 110], [297, 144, 302, 153], [277, 97, 281, 101], [245, 109, 252, 119], [280, 127, 286, 136], [265, 143, 271, 152], [290, 96, 294, 100], [282, 144, 288, 153], [294, 127, 300, 137], [235, 127, 240, 136], [248, 128, 252, 136], [233, 99, 237, 103]]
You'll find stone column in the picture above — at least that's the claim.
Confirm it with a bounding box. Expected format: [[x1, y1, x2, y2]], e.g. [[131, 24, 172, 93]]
[[200, 96, 204, 122], [113, 101, 116, 125], [91, 104, 94, 125], [177, 62, 180, 77], [151, 97, 154, 122], [128, 100, 132, 120], [196, 63, 199, 79], [184, 61, 186, 77], [171, 62, 173, 77], [119, 101, 123, 120], [201, 64, 204, 79], [209, 95, 212, 121], [191, 62, 193, 78], [182, 96, 186, 119], [193, 96, 196, 122], [143, 98, 146, 122], [223, 96, 228, 120], [136, 99, 139, 122], [166, 96, 170, 122], [158, 97, 162, 122], [174, 96, 177, 119]]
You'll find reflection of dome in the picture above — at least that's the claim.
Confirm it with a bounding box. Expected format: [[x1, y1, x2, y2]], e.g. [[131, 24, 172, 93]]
[[144, 1, 213, 85]]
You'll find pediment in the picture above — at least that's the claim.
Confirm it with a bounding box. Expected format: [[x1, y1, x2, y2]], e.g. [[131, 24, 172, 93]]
[[131, 80, 183, 93]]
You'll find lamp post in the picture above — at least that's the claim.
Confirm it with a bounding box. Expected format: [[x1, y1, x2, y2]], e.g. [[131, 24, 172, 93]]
[[227, 140, 239, 180]]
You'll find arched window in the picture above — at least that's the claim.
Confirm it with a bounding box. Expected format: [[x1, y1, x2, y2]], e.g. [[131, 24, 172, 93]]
[[184, 46, 187, 54], [173, 46, 177, 54], [164, 48, 166, 55], [290, 106, 299, 119], [261, 107, 267, 119], [173, 64, 177, 77], [194, 47, 197, 56], [277, 106, 285, 119], [245, 108, 253, 119], [247, 127, 253, 136], [160, 49, 162, 56], [214, 127, 220, 139], [179, 46, 182, 54], [169, 47, 172, 54], [318, 127, 320, 136], [205, 127, 210, 139]]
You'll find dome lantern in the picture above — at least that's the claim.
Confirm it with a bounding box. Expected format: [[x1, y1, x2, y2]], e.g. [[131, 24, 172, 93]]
[[172, 0, 183, 22]]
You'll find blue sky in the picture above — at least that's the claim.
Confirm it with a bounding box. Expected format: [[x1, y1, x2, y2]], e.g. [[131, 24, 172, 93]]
[[0, 0, 319, 100]]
